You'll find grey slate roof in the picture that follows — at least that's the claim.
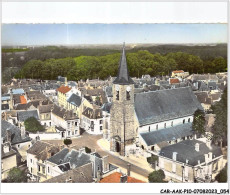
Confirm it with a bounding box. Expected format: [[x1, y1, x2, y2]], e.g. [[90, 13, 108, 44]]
[[67, 93, 82, 107], [43, 163, 93, 183], [134, 87, 203, 126], [17, 110, 39, 122], [159, 139, 223, 166], [1, 120, 31, 144], [140, 123, 194, 146], [101, 102, 112, 113], [113, 43, 134, 85], [47, 148, 91, 170]]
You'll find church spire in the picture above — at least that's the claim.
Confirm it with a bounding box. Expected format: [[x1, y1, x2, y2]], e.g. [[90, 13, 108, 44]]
[[113, 42, 134, 85]]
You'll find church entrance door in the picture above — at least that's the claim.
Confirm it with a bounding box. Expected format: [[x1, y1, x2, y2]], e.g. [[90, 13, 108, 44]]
[[115, 141, 120, 152]]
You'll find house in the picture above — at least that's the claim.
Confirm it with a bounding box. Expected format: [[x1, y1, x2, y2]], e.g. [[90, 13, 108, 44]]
[[45, 148, 117, 181], [66, 93, 82, 116], [57, 76, 67, 85], [10, 88, 25, 95], [1, 104, 10, 113], [157, 139, 224, 183], [38, 104, 53, 127], [57, 85, 72, 109], [27, 141, 61, 182], [51, 104, 80, 138], [82, 106, 104, 135], [2, 120, 32, 162], [171, 70, 189, 78], [1, 142, 17, 180], [43, 163, 93, 183], [99, 172, 145, 183], [26, 90, 47, 102]]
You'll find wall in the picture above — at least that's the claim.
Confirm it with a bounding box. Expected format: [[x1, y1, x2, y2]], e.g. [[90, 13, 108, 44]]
[[138, 115, 193, 133], [1, 154, 17, 180], [29, 132, 62, 140]]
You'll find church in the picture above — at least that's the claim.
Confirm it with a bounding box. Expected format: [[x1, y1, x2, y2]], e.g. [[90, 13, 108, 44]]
[[109, 43, 203, 156]]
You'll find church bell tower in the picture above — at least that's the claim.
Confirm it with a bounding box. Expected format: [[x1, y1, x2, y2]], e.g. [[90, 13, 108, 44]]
[[110, 43, 136, 156]]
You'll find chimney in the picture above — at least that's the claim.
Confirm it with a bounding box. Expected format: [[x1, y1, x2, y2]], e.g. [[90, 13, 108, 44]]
[[195, 143, 200, 152], [6, 130, 12, 142], [127, 164, 131, 176], [96, 171, 101, 182], [172, 152, 177, 161], [206, 139, 212, 149], [21, 126, 26, 139], [102, 155, 109, 173], [120, 174, 128, 183]]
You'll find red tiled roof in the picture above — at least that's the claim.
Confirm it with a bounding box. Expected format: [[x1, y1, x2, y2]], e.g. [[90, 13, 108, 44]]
[[170, 78, 180, 84], [99, 172, 145, 183], [20, 96, 27, 104], [57, 85, 71, 94], [172, 70, 184, 73]]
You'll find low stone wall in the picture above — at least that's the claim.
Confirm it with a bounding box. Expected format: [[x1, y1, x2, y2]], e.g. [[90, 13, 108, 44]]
[[29, 132, 62, 140]]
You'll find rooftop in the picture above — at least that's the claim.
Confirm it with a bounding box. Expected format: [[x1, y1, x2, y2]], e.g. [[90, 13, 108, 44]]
[[159, 139, 222, 166], [57, 85, 71, 94], [99, 172, 145, 183], [134, 87, 203, 126]]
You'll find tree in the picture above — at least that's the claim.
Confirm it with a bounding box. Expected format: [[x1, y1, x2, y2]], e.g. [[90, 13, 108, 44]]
[[85, 146, 91, 153], [192, 109, 206, 135], [7, 167, 28, 183], [211, 87, 227, 145], [215, 165, 227, 183], [148, 169, 165, 183], [63, 138, 72, 146], [24, 117, 45, 132], [147, 155, 158, 168]]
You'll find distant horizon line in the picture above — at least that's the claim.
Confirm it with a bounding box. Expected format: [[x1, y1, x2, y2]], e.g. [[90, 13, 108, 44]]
[[2, 42, 227, 47]]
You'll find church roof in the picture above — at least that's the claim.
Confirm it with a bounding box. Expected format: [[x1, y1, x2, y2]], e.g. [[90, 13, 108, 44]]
[[140, 123, 194, 146], [135, 87, 203, 126], [113, 43, 134, 85]]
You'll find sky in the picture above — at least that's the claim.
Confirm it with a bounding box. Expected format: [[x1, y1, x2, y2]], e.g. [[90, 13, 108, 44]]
[[2, 23, 227, 46]]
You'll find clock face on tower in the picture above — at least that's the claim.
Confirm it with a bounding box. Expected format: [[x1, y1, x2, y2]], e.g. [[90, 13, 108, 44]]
[[116, 85, 120, 91], [126, 86, 131, 92]]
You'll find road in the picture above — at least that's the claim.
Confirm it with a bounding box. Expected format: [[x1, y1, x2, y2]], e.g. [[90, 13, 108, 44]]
[[44, 132, 150, 178]]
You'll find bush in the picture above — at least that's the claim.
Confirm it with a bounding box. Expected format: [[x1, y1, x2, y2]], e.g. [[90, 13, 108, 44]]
[[63, 138, 72, 146], [215, 166, 227, 183], [7, 167, 28, 183], [85, 146, 91, 153], [148, 169, 165, 183], [24, 117, 45, 132]]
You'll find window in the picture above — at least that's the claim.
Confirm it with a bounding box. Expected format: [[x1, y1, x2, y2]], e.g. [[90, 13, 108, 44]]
[[48, 167, 50, 173], [31, 168, 33, 173], [148, 126, 150, 132], [171, 121, 173, 127], [38, 165, 40, 172], [151, 146, 155, 151], [42, 167, 45, 174], [67, 123, 70, 128], [18, 144, 20, 148], [172, 163, 176, 173], [188, 118, 191, 123], [116, 91, 119, 100], [156, 125, 158, 130], [68, 131, 70, 136], [164, 123, 166, 128], [126, 91, 130, 100], [30, 159, 33, 164], [183, 119, 185, 124], [100, 126, 103, 131], [75, 130, 78, 134], [75, 122, 78, 126]]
